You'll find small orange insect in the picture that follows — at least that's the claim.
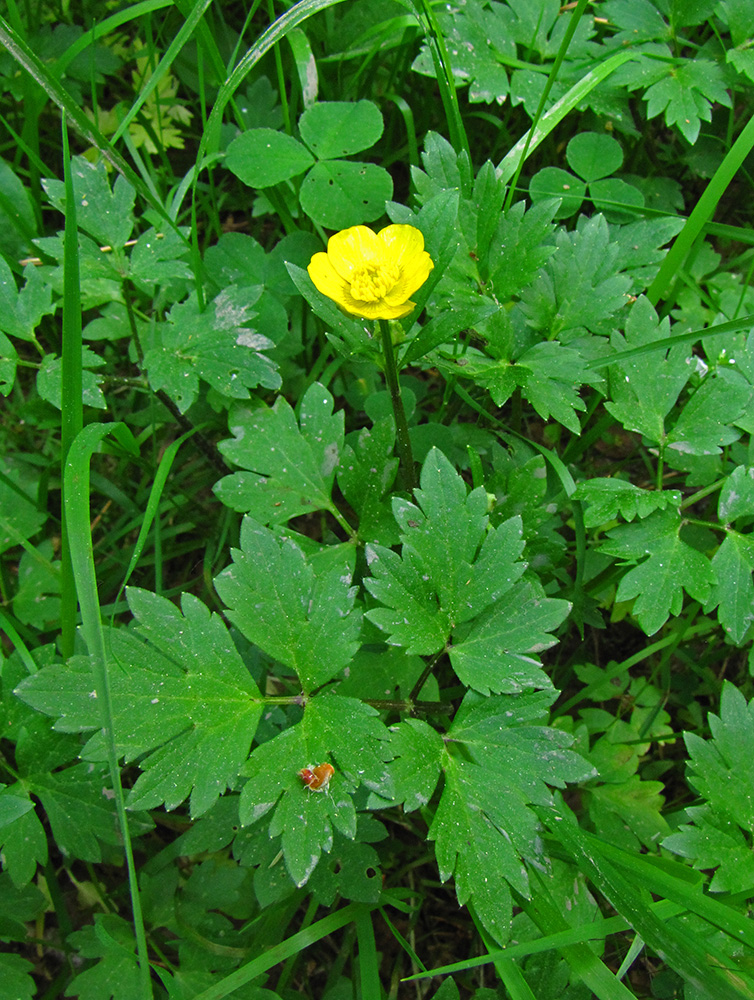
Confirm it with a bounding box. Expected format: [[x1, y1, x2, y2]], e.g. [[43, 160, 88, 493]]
[[298, 762, 334, 793]]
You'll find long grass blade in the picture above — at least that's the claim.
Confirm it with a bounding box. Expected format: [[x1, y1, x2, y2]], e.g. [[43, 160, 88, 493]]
[[64, 422, 151, 999]]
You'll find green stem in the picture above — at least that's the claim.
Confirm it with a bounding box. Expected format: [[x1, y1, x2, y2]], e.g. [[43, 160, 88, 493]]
[[378, 319, 417, 491]]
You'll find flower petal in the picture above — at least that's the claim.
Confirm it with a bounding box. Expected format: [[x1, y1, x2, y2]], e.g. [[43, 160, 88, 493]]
[[383, 251, 434, 306], [377, 224, 426, 269], [327, 226, 383, 280], [338, 288, 415, 320], [308, 252, 350, 306]]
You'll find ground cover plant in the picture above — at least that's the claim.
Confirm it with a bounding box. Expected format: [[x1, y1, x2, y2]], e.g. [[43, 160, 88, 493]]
[[2, 0, 754, 997]]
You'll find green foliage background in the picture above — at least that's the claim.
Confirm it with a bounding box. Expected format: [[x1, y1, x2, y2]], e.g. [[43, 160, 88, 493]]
[[2, 0, 754, 998]]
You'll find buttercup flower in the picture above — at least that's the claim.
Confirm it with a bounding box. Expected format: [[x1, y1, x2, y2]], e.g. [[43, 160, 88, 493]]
[[307, 224, 434, 320]]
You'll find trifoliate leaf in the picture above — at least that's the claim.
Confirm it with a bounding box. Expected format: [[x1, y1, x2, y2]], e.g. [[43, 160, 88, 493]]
[[574, 479, 682, 528]]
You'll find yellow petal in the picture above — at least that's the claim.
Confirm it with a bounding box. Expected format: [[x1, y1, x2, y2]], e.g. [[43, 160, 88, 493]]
[[377, 224, 426, 269], [338, 288, 415, 320], [327, 226, 383, 280], [308, 252, 349, 306], [383, 251, 434, 306]]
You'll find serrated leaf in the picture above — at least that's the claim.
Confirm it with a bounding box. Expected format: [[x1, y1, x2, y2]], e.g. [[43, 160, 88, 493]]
[[225, 128, 314, 187], [450, 581, 570, 695], [719, 465, 754, 521], [587, 774, 669, 849], [663, 682, 754, 891], [239, 696, 389, 886], [667, 367, 752, 456], [0, 259, 55, 343], [488, 198, 558, 302], [298, 100, 383, 159], [364, 449, 527, 653], [0, 792, 47, 886], [707, 531, 754, 644], [0, 954, 36, 1000], [0, 457, 47, 556], [299, 159, 393, 229], [143, 286, 280, 412], [337, 419, 399, 544], [385, 718, 444, 811], [605, 295, 690, 444], [216, 381, 344, 523], [129, 226, 192, 286], [520, 214, 632, 341], [67, 915, 140, 1000], [215, 519, 361, 692], [601, 509, 716, 635], [574, 479, 682, 528], [16, 590, 262, 818], [643, 60, 731, 144], [37, 347, 106, 410], [43, 156, 135, 248], [308, 833, 382, 904]]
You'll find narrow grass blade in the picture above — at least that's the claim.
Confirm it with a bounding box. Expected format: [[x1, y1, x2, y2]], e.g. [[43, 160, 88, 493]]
[[0, 608, 39, 675], [546, 812, 754, 1000], [113, 426, 203, 612], [355, 907, 380, 1000], [64, 422, 151, 999], [497, 50, 640, 185], [503, 0, 590, 215], [586, 313, 754, 370], [648, 114, 754, 307], [60, 123, 83, 660], [190, 902, 371, 1000]]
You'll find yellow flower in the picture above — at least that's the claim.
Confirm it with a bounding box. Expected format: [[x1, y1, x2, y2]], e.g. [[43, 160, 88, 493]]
[[307, 224, 434, 320]]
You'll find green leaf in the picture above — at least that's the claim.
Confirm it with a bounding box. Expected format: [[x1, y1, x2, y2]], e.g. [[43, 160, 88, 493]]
[[37, 347, 106, 410], [528, 167, 586, 219], [27, 763, 123, 862], [239, 695, 389, 886], [590, 177, 645, 223], [708, 531, 754, 643], [520, 214, 632, 341], [0, 953, 36, 1000], [298, 99, 384, 159], [0, 260, 55, 343], [42, 155, 135, 249], [587, 773, 670, 850], [129, 226, 192, 287], [719, 465, 754, 521], [0, 457, 47, 555], [225, 127, 314, 187], [488, 199, 558, 303], [450, 581, 570, 695], [605, 295, 690, 444], [0, 331, 15, 395], [216, 381, 344, 524], [0, 791, 47, 886], [600, 509, 716, 635], [337, 419, 399, 544], [574, 479, 682, 528], [566, 132, 623, 182], [299, 159, 393, 229], [143, 286, 281, 413], [16, 590, 262, 818], [428, 691, 591, 943], [384, 718, 444, 811], [364, 448, 527, 653], [215, 519, 361, 692], [0, 157, 37, 260], [66, 915, 140, 1000], [667, 368, 752, 456], [308, 832, 382, 904], [664, 682, 754, 892], [643, 60, 732, 144]]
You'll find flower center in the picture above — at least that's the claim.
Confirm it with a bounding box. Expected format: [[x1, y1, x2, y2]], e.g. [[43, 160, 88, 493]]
[[350, 262, 399, 302]]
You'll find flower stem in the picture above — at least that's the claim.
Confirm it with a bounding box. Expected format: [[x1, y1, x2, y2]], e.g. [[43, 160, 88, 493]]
[[379, 319, 417, 491]]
